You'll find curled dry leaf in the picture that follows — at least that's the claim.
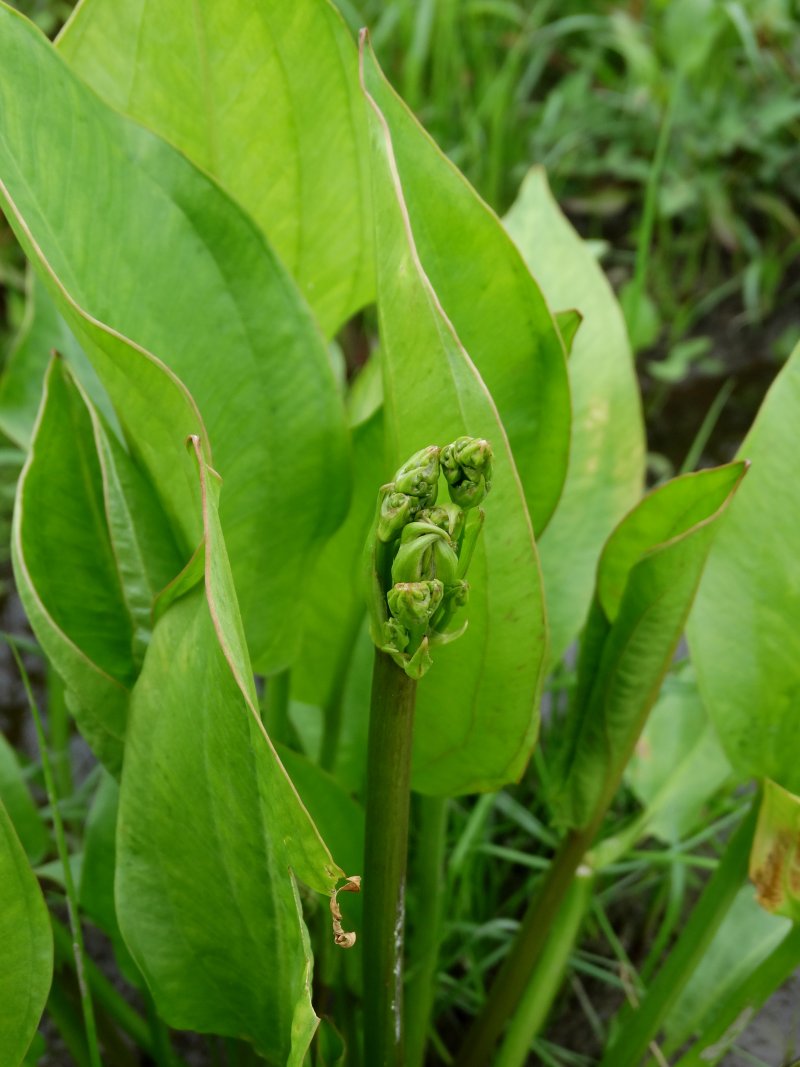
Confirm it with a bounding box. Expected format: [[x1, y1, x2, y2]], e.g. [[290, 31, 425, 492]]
[[331, 875, 362, 949]]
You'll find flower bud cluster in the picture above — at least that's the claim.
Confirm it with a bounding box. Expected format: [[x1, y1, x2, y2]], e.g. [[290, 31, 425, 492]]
[[368, 437, 492, 679]]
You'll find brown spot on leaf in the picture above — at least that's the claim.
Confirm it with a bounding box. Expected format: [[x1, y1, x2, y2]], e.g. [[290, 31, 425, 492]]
[[753, 831, 792, 910]]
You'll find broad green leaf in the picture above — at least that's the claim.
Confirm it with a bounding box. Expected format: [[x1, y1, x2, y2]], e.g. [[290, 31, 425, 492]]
[[57, 0, 373, 337], [362, 49, 570, 538], [0, 5, 350, 673], [117, 439, 342, 1063], [624, 667, 732, 844], [0, 797, 53, 1067], [555, 463, 747, 829], [89, 403, 184, 666], [277, 745, 365, 880], [505, 168, 645, 662], [0, 733, 47, 864], [294, 409, 383, 725], [362, 39, 547, 795], [664, 884, 790, 1050], [13, 360, 135, 772], [688, 345, 800, 789]]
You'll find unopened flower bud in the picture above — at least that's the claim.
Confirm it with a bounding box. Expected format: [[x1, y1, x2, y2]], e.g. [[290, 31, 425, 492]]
[[377, 489, 414, 543], [394, 445, 440, 510], [391, 522, 459, 587], [388, 580, 444, 634], [442, 436, 493, 509], [418, 503, 465, 542]]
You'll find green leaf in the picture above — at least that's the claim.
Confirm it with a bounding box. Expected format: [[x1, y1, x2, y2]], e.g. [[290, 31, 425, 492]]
[[0, 733, 47, 864], [555, 463, 747, 829], [13, 359, 136, 772], [0, 797, 53, 1067], [505, 168, 645, 663], [117, 438, 342, 1062], [57, 0, 373, 337], [89, 403, 184, 667], [688, 345, 800, 789], [294, 409, 383, 740], [0, 4, 350, 673], [361, 38, 547, 795], [277, 744, 365, 880], [360, 45, 570, 538], [624, 667, 732, 844], [663, 884, 790, 1052]]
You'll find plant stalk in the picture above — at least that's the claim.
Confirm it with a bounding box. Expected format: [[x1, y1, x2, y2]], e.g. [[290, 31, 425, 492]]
[[362, 649, 418, 1067], [495, 866, 595, 1067], [456, 820, 600, 1067], [405, 794, 449, 1067], [600, 799, 758, 1067]]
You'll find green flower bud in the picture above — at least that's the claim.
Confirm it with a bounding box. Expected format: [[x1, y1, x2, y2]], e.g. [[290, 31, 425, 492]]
[[388, 580, 444, 635], [377, 488, 414, 543], [441, 436, 493, 509], [382, 616, 409, 654], [391, 522, 459, 587], [418, 503, 465, 542], [394, 445, 440, 510]]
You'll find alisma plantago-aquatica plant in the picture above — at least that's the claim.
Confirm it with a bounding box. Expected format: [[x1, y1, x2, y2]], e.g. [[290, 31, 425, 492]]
[[1, 2, 800, 1066]]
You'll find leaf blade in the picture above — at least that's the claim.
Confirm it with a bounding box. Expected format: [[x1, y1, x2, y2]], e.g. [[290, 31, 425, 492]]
[[505, 168, 645, 663], [688, 345, 800, 789], [117, 440, 342, 1061], [557, 463, 747, 829], [57, 0, 374, 336], [361, 38, 548, 795], [0, 797, 53, 1067], [0, 3, 350, 672]]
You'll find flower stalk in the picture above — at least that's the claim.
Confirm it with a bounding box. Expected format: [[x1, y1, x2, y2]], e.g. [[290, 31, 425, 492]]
[[362, 438, 491, 1065]]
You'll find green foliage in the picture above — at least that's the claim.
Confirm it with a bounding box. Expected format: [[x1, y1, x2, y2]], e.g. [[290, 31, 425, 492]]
[[504, 166, 645, 663], [56, 0, 374, 338], [555, 463, 746, 830], [363, 36, 548, 794], [689, 343, 800, 790], [0, 1, 798, 1064], [0, 796, 53, 1066]]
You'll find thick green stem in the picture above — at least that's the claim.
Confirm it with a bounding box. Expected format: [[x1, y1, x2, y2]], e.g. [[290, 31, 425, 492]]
[[456, 821, 600, 1067], [10, 642, 102, 1067], [600, 800, 758, 1067], [499, 866, 597, 1067], [405, 794, 449, 1067], [495, 866, 595, 1067], [362, 649, 418, 1067]]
